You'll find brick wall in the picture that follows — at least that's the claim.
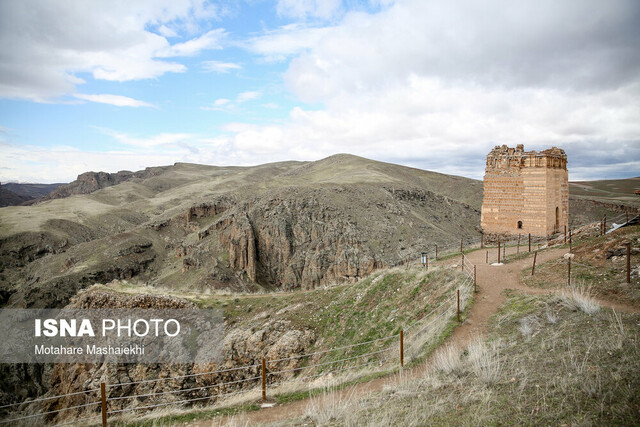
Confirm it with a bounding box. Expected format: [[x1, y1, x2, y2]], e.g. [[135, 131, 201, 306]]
[[481, 144, 568, 237]]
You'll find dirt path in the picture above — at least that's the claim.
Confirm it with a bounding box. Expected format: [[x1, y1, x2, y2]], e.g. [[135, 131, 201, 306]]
[[191, 245, 636, 426]]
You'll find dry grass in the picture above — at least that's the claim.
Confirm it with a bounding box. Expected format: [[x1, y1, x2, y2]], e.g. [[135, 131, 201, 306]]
[[560, 282, 601, 314], [282, 292, 640, 426]]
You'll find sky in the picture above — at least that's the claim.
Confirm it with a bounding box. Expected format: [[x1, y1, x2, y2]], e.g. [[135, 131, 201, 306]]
[[0, 0, 639, 183]]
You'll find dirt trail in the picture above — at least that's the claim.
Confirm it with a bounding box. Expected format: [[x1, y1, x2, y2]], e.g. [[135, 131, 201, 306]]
[[192, 245, 637, 426]]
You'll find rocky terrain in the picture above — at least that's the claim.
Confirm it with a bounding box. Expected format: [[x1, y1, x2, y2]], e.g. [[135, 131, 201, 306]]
[[0, 154, 483, 308], [38, 167, 169, 202]]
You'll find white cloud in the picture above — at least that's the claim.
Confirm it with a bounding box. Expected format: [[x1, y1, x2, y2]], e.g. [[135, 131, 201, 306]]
[[231, 0, 640, 180], [236, 91, 261, 103], [201, 60, 242, 73], [214, 98, 231, 106], [245, 24, 333, 61], [96, 128, 195, 149], [156, 29, 225, 57], [0, 0, 224, 101], [276, 0, 343, 20], [74, 94, 156, 108]]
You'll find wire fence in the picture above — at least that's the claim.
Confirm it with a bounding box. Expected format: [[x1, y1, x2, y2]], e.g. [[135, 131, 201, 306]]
[[9, 210, 633, 426], [1, 248, 478, 426]]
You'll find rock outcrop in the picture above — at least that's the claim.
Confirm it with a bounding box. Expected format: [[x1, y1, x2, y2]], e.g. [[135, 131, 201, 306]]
[[0, 290, 316, 423], [39, 167, 168, 201]]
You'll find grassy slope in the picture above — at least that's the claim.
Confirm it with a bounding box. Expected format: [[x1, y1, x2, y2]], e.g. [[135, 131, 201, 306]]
[[295, 293, 639, 426], [103, 265, 466, 366], [570, 177, 640, 207], [274, 227, 640, 426], [89, 265, 469, 426], [520, 225, 640, 305]]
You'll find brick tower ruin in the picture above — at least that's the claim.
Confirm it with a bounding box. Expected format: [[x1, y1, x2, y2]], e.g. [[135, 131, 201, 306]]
[[481, 144, 568, 237]]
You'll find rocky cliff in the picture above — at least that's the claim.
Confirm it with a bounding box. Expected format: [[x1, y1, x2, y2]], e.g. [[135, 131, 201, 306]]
[[0, 290, 316, 423], [39, 167, 169, 201]]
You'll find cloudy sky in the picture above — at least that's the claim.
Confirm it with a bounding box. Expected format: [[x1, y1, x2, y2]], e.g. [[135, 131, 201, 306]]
[[0, 0, 639, 183]]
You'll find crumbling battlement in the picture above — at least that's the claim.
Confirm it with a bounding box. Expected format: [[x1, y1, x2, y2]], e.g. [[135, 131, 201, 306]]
[[481, 144, 568, 237]]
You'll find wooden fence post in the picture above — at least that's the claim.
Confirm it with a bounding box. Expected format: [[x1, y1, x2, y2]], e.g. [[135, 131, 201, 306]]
[[498, 240, 501, 264], [569, 228, 572, 253], [474, 265, 477, 293], [400, 330, 404, 368], [528, 233, 531, 252], [457, 290, 461, 322], [503, 242, 506, 259], [435, 244, 438, 260], [261, 358, 267, 401], [460, 238, 463, 254], [101, 382, 107, 427], [564, 225, 567, 243], [627, 242, 631, 284], [461, 253, 464, 271], [531, 251, 537, 276]]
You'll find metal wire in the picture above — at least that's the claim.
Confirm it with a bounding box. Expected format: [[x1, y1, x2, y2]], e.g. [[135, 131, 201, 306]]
[[267, 333, 398, 364], [107, 387, 255, 416], [51, 414, 102, 427], [107, 375, 261, 402], [0, 401, 101, 424], [0, 388, 100, 410], [267, 348, 390, 376], [107, 363, 260, 388]]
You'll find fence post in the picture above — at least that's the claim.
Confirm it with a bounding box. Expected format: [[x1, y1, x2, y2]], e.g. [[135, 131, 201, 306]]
[[400, 330, 404, 368], [261, 358, 267, 401], [569, 228, 572, 253], [461, 253, 464, 271], [567, 258, 571, 286], [486, 250, 488, 264], [457, 290, 460, 322], [481, 234, 484, 249], [531, 251, 537, 276], [564, 225, 567, 243], [528, 233, 531, 252], [460, 238, 463, 254], [474, 265, 477, 293], [503, 242, 506, 259], [435, 244, 438, 260], [627, 242, 631, 284], [498, 240, 501, 264], [101, 382, 107, 427]]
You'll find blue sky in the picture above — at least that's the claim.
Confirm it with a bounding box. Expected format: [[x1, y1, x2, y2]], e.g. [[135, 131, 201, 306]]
[[1, 0, 639, 183]]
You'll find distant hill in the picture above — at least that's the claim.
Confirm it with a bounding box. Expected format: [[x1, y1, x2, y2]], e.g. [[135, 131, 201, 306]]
[[2, 182, 65, 199], [0, 182, 65, 207], [0, 184, 31, 207], [0, 154, 483, 308], [569, 177, 640, 206]]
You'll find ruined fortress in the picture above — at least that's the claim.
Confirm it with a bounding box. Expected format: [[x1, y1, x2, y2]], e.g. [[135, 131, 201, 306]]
[[481, 144, 568, 237]]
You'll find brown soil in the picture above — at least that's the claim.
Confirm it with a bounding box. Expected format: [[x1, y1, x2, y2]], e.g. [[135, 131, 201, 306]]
[[191, 245, 639, 426]]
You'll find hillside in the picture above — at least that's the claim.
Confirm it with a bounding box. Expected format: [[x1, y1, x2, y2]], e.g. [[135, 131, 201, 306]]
[[0, 185, 30, 207], [2, 182, 64, 200], [0, 154, 483, 308]]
